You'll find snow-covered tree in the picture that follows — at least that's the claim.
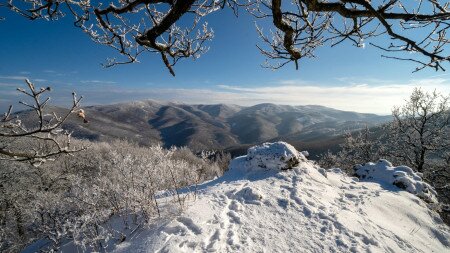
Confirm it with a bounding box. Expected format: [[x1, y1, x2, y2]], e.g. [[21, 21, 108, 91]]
[[319, 88, 450, 225], [318, 126, 381, 173], [383, 88, 450, 173]]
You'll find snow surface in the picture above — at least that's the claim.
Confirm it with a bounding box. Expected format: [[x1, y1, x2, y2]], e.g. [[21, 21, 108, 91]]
[[113, 142, 450, 253], [355, 159, 438, 203]]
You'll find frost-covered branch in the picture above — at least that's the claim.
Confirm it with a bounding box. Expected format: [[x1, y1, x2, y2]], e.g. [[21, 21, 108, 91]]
[[253, 0, 450, 70], [5, 0, 450, 74], [0, 79, 85, 164], [385, 88, 450, 173]]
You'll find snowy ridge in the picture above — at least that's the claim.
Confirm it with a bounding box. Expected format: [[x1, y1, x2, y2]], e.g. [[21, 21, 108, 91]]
[[115, 142, 450, 253]]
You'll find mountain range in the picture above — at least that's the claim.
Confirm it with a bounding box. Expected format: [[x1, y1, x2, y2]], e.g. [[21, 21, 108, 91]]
[[18, 101, 391, 158]]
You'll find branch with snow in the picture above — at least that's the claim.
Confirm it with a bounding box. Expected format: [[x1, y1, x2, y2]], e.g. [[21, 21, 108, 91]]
[[4, 0, 450, 74], [0, 79, 85, 165]]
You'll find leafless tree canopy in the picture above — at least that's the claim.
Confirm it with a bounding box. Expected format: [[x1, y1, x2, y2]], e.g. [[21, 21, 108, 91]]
[[387, 88, 450, 173], [3, 1, 450, 74]]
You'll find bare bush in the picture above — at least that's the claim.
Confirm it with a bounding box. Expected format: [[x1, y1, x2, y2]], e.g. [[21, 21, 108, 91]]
[[383, 88, 450, 173], [196, 149, 231, 177], [318, 126, 381, 174], [0, 139, 225, 252]]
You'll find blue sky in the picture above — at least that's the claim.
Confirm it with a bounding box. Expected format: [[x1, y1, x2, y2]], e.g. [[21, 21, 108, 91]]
[[1, 7, 449, 114]]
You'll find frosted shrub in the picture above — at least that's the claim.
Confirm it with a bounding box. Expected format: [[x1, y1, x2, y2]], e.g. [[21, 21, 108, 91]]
[[318, 127, 382, 174], [1, 139, 224, 252]]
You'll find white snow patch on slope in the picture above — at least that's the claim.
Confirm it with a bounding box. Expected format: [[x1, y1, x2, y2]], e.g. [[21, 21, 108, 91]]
[[114, 143, 450, 253], [355, 159, 438, 203]]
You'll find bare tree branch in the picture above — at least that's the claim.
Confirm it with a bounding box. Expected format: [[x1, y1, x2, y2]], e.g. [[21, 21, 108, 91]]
[[4, 0, 450, 73], [0, 79, 85, 165]]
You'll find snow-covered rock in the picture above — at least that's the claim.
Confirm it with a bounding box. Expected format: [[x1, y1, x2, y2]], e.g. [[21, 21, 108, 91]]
[[245, 142, 305, 170], [300, 150, 309, 157], [112, 143, 449, 253], [355, 159, 438, 203]]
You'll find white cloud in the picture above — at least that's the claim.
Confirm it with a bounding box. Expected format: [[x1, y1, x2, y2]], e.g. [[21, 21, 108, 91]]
[[2, 76, 449, 115], [62, 78, 450, 114], [75, 87, 243, 106], [0, 76, 47, 83], [42, 70, 66, 76], [81, 80, 117, 85], [0, 82, 19, 87], [0, 75, 28, 80], [215, 78, 450, 114]]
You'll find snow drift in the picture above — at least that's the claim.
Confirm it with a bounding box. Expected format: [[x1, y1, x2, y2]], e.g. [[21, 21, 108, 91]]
[[113, 142, 449, 253], [355, 159, 438, 203]]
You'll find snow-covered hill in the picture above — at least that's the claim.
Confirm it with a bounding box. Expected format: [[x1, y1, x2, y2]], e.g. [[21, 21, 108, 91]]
[[114, 142, 449, 253], [25, 102, 389, 151]]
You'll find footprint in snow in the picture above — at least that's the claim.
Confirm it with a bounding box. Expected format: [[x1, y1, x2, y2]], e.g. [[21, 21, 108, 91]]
[[170, 217, 202, 235], [229, 200, 242, 212], [205, 229, 221, 252], [277, 198, 290, 210], [227, 210, 242, 224]]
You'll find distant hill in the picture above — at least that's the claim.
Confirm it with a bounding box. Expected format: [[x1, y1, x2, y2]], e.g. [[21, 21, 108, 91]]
[[15, 101, 391, 156]]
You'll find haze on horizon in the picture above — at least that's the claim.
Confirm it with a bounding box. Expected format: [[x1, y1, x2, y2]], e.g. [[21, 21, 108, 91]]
[[2, 75, 450, 115]]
